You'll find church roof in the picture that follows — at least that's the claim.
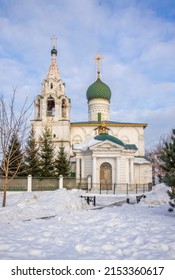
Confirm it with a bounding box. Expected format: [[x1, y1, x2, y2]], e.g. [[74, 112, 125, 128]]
[[125, 144, 138, 150], [94, 133, 125, 147], [134, 157, 151, 164], [73, 133, 138, 151], [45, 46, 60, 81], [86, 77, 111, 101], [71, 120, 148, 128], [73, 137, 101, 151]]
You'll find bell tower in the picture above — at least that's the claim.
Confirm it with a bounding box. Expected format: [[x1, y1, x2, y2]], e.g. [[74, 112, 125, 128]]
[[31, 36, 71, 156]]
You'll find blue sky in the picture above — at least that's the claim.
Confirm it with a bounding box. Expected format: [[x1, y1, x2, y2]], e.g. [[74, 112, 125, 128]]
[[0, 0, 175, 148]]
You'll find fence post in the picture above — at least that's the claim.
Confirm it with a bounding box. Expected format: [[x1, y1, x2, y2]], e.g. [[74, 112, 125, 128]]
[[126, 183, 129, 195], [59, 175, 63, 189], [93, 196, 96, 206], [126, 183, 129, 203], [113, 183, 116, 195], [27, 175, 32, 192]]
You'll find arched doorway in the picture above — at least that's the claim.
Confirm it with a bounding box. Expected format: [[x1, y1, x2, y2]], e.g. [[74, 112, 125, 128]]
[[100, 162, 112, 190]]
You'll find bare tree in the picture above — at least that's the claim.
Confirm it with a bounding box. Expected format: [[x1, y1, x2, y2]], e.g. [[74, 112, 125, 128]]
[[146, 132, 171, 185], [0, 89, 32, 207]]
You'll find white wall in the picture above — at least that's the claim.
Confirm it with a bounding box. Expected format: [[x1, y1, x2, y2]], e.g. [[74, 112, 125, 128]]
[[134, 164, 152, 184]]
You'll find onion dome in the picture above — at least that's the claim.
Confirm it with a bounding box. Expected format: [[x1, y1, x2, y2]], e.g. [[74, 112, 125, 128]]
[[51, 47, 57, 56], [86, 77, 111, 101]]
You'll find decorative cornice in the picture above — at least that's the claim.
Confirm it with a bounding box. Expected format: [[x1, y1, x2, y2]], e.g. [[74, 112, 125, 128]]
[[70, 122, 148, 128]]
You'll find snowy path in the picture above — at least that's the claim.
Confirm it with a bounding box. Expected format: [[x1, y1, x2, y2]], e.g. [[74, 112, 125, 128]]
[[0, 186, 175, 260]]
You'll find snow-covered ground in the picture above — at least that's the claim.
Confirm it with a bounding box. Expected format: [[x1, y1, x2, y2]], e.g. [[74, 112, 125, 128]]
[[0, 184, 175, 260]]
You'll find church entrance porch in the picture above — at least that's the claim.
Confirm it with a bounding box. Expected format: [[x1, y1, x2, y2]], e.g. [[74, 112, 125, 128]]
[[100, 162, 112, 190]]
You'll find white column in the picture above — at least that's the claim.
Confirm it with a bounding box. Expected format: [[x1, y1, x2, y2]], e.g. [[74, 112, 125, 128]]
[[115, 157, 120, 185], [92, 156, 97, 186], [27, 175, 32, 192], [126, 158, 130, 184], [76, 157, 80, 179], [59, 175, 63, 189], [87, 175, 92, 191], [130, 158, 134, 184], [81, 157, 85, 178]]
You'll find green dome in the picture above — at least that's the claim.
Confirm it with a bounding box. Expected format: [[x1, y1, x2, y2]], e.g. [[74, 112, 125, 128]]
[[86, 78, 111, 101]]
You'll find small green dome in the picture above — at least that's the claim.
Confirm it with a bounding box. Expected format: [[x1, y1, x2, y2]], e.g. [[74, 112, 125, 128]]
[[51, 48, 57, 55], [86, 78, 111, 101]]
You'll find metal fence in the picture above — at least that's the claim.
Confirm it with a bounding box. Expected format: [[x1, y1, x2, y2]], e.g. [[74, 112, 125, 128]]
[[86, 183, 152, 194], [104, 183, 152, 194]]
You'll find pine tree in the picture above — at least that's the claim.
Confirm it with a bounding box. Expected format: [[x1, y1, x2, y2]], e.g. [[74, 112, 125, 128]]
[[3, 132, 25, 177], [159, 129, 175, 211], [25, 126, 40, 176], [54, 146, 71, 177], [38, 127, 55, 177]]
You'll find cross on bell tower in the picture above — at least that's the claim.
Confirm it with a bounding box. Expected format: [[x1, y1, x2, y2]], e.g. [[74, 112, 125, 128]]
[[51, 35, 58, 50]]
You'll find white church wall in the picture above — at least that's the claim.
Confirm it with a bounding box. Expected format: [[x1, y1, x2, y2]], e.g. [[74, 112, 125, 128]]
[[71, 126, 87, 144], [31, 120, 71, 157], [134, 164, 152, 184], [84, 154, 92, 177], [71, 125, 145, 157], [118, 126, 145, 156], [120, 157, 128, 184], [31, 122, 43, 140]]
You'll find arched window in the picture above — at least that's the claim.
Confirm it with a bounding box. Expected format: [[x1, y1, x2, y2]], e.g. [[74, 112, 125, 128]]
[[50, 83, 53, 89], [62, 99, 67, 118], [72, 135, 82, 145], [47, 96, 55, 116]]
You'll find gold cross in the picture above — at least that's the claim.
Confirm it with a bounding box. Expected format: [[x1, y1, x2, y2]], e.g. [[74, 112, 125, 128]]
[[94, 51, 104, 77], [51, 35, 58, 49]]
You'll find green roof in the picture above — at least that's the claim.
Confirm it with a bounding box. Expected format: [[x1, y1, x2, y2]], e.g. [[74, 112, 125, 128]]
[[94, 133, 125, 147], [125, 144, 138, 150], [94, 133, 138, 150], [86, 78, 111, 101]]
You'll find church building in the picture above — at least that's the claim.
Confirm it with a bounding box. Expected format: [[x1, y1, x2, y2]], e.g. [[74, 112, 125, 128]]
[[31, 39, 152, 191]]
